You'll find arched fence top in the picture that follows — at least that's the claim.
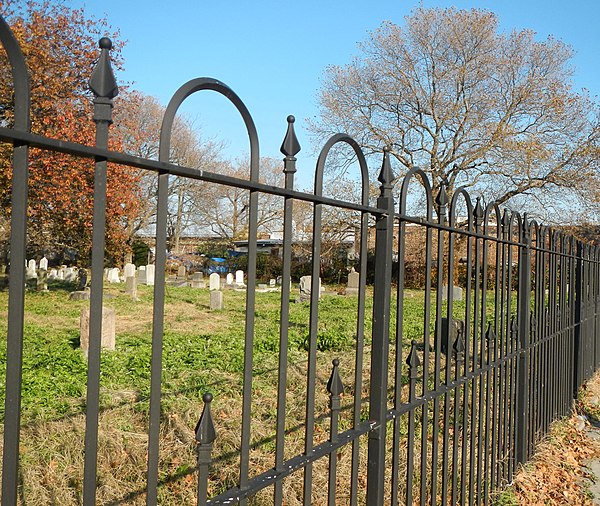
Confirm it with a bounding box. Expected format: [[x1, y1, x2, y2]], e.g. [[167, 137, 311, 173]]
[[313, 133, 370, 205], [398, 167, 434, 221], [448, 186, 473, 230], [483, 201, 503, 237], [159, 77, 259, 182], [0, 15, 30, 131]]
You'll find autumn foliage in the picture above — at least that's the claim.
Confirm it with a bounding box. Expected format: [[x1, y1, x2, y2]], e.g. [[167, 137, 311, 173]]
[[0, 1, 141, 264]]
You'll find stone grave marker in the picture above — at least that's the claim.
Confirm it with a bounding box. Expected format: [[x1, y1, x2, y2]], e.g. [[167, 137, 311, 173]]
[[125, 275, 137, 298], [210, 290, 223, 310], [145, 264, 155, 286], [107, 268, 120, 283], [441, 285, 463, 301], [37, 269, 48, 292], [226, 273, 234, 285], [177, 265, 187, 279], [191, 272, 205, 289], [209, 273, 221, 291], [235, 270, 245, 287], [77, 269, 88, 290], [137, 265, 147, 284], [346, 267, 360, 296], [39, 256, 48, 270], [124, 263, 136, 279], [297, 275, 321, 303], [80, 306, 116, 355], [26, 259, 37, 279], [269, 278, 276, 288]]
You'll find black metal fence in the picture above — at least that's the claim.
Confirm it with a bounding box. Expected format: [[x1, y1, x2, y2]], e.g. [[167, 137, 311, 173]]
[[2, 15, 600, 505]]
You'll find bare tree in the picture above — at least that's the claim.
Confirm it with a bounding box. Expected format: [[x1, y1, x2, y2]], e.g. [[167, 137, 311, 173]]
[[310, 7, 600, 218]]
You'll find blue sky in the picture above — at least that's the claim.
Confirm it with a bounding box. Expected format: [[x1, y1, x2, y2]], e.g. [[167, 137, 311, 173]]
[[71, 0, 600, 188]]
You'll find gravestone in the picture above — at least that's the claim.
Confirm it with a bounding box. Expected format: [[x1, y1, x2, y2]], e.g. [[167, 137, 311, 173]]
[[77, 269, 88, 290], [79, 306, 116, 355], [36, 269, 48, 292], [226, 273, 234, 285], [191, 272, 205, 289], [177, 265, 187, 279], [57, 269, 65, 280], [297, 275, 321, 303], [276, 275, 283, 286], [69, 289, 90, 301], [235, 270, 245, 287], [137, 265, 147, 284], [39, 256, 48, 271], [269, 278, 276, 288], [107, 268, 120, 283], [48, 268, 58, 280], [436, 318, 466, 355], [210, 290, 223, 310], [65, 267, 77, 282], [125, 276, 137, 298], [441, 285, 463, 301], [346, 267, 360, 296], [26, 259, 37, 279], [209, 273, 221, 291], [145, 264, 155, 286], [124, 263, 136, 279]]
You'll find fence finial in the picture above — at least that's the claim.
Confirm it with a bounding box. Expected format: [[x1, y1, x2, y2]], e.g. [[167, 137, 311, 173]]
[[280, 115, 301, 158], [474, 197, 484, 227], [195, 393, 217, 444], [407, 340, 421, 374], [89, 37, 118, 99], [327, 358, 344, 397], [378, 147, 394, 191]]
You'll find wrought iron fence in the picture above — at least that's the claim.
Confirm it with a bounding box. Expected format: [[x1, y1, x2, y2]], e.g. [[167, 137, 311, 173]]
[[1, 15, 600, 505]]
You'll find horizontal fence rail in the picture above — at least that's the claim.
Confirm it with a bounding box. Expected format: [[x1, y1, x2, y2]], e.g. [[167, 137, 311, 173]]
[[2, 14, 600, 506]]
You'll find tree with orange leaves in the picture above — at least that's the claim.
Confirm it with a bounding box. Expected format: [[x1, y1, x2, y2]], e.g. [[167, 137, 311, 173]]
[[0, 0, 141, 265]]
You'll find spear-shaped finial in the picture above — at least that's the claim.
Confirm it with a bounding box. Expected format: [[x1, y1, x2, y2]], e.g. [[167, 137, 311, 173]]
[[195, 393, 216, 445], [474, 197, 484, 228], [327, 358, 344, 397], [378, 147, 394, 192], [89, 37, 118, 99], [280, 115, 301, 158], [407, 340, 421, 376]]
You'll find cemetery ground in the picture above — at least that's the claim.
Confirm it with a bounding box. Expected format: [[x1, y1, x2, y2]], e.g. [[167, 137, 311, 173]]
[[0, 278, 599, 504]]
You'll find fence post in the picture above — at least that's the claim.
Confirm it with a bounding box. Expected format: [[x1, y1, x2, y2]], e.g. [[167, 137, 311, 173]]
[[515, 218, 531, 464], [366, 149, 394, 505], [573, 241, 583, 397]]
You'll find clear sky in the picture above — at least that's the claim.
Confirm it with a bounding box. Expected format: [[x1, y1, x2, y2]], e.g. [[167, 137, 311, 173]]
[[70, 0, 600, 188]]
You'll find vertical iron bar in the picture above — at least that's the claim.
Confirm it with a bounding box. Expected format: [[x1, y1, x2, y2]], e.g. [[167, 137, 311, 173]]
[[574, 242, 583, 395], [84, 38, 118, 506], [430, 185, 448, 504], [327, 359, 344, 506], [195, 393, 216, 506], [366, 150, 394, 506], [515, 219, 532, 465], [406, 341, 421, 506], [0, 14, 30, 506], [273, 116, 299, 505]]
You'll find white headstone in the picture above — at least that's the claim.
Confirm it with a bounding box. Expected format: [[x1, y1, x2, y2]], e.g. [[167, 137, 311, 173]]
[[145, 264, 155, 286], [124, 263, 136, 279], [65, 267, 77, 282], [209, 273, 221, 291], [269, 278, 276, 287], [226, 273, 234, 285], [48, 268, 58, 280], [137, 265, 147, 284], [26, 259, 37, 279], [347, 268, 360, 296], [107, 267, 120, 283], [235, 270, 245, 286], [57, 269, 65, 280], [298, 275, 321, 302], [39, 256, 48, 270]]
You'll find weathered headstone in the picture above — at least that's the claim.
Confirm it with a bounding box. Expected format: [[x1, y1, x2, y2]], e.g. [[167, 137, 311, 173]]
[[177, 265, 187, 279], [124, 263, 136, 279], [77, 268, 88, 290], [436, 318, 466, 355], [269, 278, 276, 288], [79, 306, 116, 355], [125, 275, 137, 298], [57, 269, 65, 280], [235, 270, 245, 287], [36, 268, 48, 292], [107, 268, 120, 283], [191, 272, 205, 289], [137, 265, 147, 284], [209, 272, 220, 291], [276, 275, 283, 286], [65, 267, 77, 282], [346, 267, 360, 296], [39, 256, 48, 271], [441, 285, 463, 301], [210, 290, 223, 310], [226, 273, 234, 285], [26, 259, 37, 279], [297, 275, 321, 303], [69, 289, 90, 301], [48, 268, 58, 280], [145, 264, 155, 286]]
